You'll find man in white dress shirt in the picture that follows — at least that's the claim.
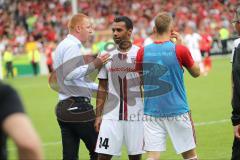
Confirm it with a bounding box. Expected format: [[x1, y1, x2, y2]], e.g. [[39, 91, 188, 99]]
[[52, 13, 109, 160]]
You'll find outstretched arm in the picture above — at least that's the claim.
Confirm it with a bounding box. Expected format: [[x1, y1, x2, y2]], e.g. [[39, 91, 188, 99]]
[[65, 52, 110, 80]]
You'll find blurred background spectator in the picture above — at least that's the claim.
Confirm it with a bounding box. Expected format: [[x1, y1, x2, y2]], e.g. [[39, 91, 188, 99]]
[[0, 0, 239, 77], [3, 45, 14, 78]]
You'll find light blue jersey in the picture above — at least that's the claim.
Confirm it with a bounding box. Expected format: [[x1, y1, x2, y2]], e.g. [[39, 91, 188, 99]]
[[142, 41, 189, 117]]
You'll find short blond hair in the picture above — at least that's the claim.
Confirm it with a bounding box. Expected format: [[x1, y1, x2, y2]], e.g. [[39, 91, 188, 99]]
[[68, 13, 88, 32], [154, 12, 173, 34]]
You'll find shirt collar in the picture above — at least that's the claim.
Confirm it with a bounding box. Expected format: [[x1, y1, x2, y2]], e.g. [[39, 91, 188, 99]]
[[67, 34, 82, 46]]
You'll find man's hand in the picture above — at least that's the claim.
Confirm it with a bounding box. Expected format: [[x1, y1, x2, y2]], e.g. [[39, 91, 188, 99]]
[[94, 116, 102, 132], [170, 31, 183, 45], [98, 53, 110, 64], [234, 124, 240, 139], [93, 53, 110, 69]]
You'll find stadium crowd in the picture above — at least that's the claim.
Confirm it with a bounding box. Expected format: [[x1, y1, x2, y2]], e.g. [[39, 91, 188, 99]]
[[0, 0, 239, 75]]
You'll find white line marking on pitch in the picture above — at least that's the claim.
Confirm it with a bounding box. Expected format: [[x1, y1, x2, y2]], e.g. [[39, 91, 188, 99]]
[[42, 141, 62, 146], [7, 119, 230, 151], [194, 119, 229, 126]]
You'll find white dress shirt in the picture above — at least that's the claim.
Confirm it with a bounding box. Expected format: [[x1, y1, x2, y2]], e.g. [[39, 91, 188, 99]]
[[53, 34, 98, 100]]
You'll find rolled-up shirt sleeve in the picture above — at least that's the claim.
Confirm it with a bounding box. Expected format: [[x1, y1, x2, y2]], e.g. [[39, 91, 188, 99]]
[[88, 82, 99, 92], [63, 44, 96, 81]]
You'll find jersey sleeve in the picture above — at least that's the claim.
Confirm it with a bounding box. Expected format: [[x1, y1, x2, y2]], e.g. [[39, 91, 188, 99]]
[[97, 51, 108, 79], [176, 45, 194, 69], [98, 65, 108, 79], [0, 84, 25, 125], [135, 47, 144, 73]]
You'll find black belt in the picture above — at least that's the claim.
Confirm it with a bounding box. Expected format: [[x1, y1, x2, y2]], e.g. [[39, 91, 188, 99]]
[[56, 96, 95, 122], [69, 97, 90, 103]]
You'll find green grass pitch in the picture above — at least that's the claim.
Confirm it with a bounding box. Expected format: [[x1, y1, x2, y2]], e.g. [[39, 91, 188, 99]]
[[4, 56, 233, 160]]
